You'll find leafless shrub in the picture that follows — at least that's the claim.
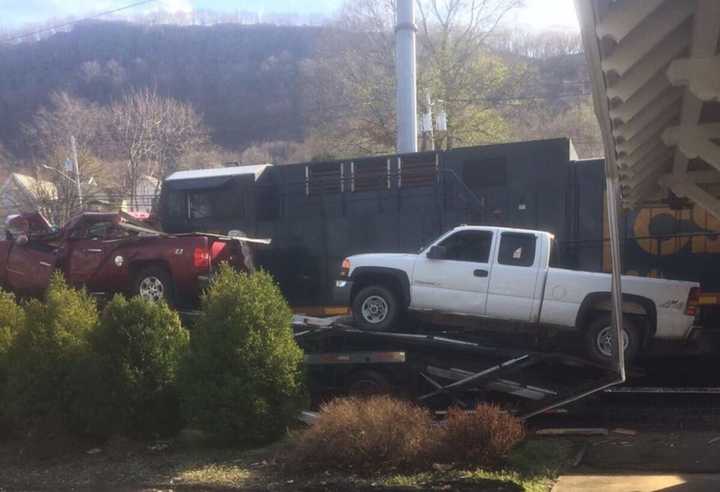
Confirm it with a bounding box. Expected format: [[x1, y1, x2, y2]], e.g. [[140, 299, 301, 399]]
[[437, 403, 525, 466]]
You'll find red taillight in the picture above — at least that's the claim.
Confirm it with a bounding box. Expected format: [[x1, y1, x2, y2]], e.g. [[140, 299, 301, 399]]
[[210, 241, 226, 260], [193, 246, 210, 269], [686, 287, 701, 316]]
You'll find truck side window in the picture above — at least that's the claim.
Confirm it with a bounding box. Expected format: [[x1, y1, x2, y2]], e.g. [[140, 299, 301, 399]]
[[85, 221, 130, 240], [438, 230, 492, 263], [498, 233, 536, 267]]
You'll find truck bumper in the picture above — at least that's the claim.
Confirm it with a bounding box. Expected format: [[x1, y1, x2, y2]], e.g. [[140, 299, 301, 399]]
[[333, 279, 353, 306], [197, 275, 211, 291]]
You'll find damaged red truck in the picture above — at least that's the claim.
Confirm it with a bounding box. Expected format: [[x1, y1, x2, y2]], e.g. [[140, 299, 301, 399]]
[[0, 211, 265, 307]]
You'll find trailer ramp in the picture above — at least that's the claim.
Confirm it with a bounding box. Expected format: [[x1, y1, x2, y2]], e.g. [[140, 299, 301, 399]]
[[294, 316, 618, 419]]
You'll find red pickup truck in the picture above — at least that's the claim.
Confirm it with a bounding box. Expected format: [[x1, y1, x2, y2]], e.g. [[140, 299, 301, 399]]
[[0, 211, 265, 307]]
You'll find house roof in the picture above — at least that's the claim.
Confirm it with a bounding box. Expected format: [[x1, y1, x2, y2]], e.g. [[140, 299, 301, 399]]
[[165, 165, 270, 182], [576, 0, 720, 215]]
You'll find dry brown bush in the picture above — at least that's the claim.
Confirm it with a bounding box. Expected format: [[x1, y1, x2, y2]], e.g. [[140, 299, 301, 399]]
[[288, 397, 525, 473], [288, 395, 436, 472], [437, 403, 525, 466]]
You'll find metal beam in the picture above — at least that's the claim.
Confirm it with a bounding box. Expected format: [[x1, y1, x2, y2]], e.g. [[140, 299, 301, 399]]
[[596, 0, 664, 42], [664, 124, 720, 171], [601, 0, 694, 76], [576, 0, 626, 381], [612, 91, 683, 141], [669, 0, 720, 176], [662, 176, 720, 220], [605, 25, 690, 102]]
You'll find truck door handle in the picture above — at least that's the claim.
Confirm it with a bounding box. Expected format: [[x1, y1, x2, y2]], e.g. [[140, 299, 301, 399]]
[[85, 248, 104, 253], [473, 269, 488, 278]]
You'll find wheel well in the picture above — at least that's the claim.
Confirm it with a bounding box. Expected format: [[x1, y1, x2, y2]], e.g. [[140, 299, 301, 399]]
[[129, 260, 172, 281], [351, 271, 408, 307], [576, 292, 657, 338], [344, 368, 393, 394]]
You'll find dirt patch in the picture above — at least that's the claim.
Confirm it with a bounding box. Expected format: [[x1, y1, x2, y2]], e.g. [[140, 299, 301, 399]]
[[580, 431, 720, 473], [0, 436, 570, 491]]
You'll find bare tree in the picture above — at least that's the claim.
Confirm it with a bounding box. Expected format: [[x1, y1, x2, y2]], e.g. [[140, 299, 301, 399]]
[[107, 88, 210, 207], [24, 92, 111, 159], [0, 142, 11, 169], [303, 0, 524, 156]]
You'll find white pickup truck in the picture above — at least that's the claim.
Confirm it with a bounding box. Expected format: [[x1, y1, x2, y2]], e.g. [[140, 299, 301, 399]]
[[334, 225, 700, 362]]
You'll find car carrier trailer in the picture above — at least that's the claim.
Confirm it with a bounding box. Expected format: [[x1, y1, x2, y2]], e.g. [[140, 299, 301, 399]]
[[293, 315, 621, 419]]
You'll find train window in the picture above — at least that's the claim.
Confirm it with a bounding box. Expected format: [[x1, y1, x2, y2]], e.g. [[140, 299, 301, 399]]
[[187, 186, 243, 220], [165, 190, 186, 220], [463, 157, 507, 188]]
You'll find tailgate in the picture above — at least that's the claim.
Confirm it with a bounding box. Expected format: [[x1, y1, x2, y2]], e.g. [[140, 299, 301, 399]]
[[209, 238, 254, 272]]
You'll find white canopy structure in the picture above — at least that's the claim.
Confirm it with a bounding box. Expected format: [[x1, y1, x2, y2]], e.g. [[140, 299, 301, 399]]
[[574, 0, 719, 380], [576, 0, 720, 215]]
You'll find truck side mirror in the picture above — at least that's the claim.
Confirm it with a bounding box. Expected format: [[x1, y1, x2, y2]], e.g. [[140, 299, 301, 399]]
[[14, 234, 28, 246], [426, 245, 447, 260]]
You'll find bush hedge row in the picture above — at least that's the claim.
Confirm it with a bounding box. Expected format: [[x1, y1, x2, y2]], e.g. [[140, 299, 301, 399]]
[[0, 266, 306, 444]]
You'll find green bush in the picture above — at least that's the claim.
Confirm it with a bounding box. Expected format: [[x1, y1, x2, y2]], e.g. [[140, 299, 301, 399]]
[[0, 290, 24, 383], [4, 273, 97, 424], [180, 265, 306, 445], [68, 295, 189, 438], [0, 290, 24, 433]]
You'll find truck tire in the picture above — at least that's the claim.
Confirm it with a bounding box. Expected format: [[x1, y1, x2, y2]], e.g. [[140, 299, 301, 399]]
[[352, 285, 400, 331], [346, 370, 391, 396], [584, 313, 640, 365], [133, 266, 175, 305]]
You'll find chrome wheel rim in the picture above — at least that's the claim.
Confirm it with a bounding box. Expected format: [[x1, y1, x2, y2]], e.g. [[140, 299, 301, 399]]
[[138, 276, 164, 302], [361, 295, 389, 324], [596, 325, 629, 358]]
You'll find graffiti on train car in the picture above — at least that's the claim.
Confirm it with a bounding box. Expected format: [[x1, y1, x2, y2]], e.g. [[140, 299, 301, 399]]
[[599, 205, 720, 288], [630, 206, 720, 256]]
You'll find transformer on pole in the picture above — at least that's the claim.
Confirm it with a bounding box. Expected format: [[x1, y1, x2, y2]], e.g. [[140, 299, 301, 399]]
[[395, 0, 418, 154]]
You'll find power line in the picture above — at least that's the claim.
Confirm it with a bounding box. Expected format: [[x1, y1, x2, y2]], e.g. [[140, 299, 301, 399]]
[[1, 0, 159, 44]]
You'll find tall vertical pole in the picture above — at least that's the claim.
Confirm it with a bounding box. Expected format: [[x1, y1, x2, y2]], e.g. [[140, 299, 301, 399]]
[[71, 135, 83, 210], [395, 0, 418, 154], [605, 174, 625, 380]]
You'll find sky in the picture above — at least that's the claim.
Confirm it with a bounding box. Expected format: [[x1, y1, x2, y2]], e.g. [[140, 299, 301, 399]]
[[1, 0, 580, 32]]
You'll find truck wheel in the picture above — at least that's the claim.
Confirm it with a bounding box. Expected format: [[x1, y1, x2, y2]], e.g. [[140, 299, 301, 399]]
[[584, 314, 640, 364], [346, 370, 391, 397], [133, 266, 175, 305], [352, 285, 399, 331]]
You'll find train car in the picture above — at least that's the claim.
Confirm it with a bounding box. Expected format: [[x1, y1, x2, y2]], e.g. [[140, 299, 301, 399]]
[[158, 137, 720, 315]]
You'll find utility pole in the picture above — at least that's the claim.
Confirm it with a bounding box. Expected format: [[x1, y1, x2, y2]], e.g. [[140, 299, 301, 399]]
[[70, 135, 83, 209], [420, 90, 434, 151], [395, 0, 418, 154]]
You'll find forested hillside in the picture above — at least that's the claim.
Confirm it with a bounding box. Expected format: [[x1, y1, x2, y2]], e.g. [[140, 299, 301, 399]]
[[0, 3, 601, 174], [0, 21, 320, 156]]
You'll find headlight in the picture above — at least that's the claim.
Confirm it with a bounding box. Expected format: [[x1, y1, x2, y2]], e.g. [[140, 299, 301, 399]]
[[340, 258, 351, 277]]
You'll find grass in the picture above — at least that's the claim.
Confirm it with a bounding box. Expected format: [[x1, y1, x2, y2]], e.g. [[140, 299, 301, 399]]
[[377, 438, 575, 492]]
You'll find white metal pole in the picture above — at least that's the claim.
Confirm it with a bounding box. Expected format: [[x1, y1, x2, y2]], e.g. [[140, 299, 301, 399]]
[[71, 135, 83, 209], [605, 175, 626, 379], [395, 0, 418, 154]]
